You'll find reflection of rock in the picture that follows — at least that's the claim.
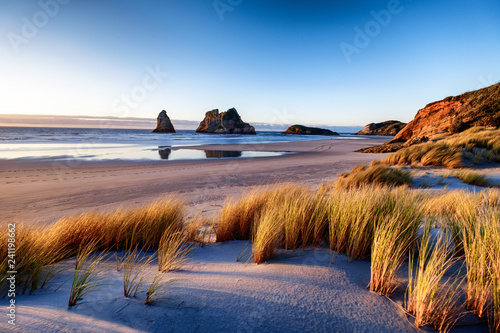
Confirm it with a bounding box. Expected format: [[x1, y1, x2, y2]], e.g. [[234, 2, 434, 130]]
[[282, 125, 339, 136], [196, 108, 256, 134], [204, 150, 242, 158], [158, 148, 171, 159], [152, 110, 176, 133]]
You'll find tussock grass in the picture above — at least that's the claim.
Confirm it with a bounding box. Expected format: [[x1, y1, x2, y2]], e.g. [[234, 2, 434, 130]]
[[216, 186, 295, 242], [252, 210, 283, 264], [454, 170, 490, 187], [328, 186, 423, 261], [0, 223, 69, 295], [122, 248, 154, 298], [0, 197, 186, 295], [251, 186, 328, 263], [48, 197, 185, 253], [158, 227, 191, 272], [145, 272, 175, 305], [382, 127, 500, 168], [68, 241, 107, 307], [336, 165, 413, 189], [491, 234, 500, 333], [370, 207, 423, 296], [405, 224, 464, 332]]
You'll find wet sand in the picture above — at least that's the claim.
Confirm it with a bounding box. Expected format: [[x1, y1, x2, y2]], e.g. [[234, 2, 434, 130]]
[[0, 137, 388, 226]]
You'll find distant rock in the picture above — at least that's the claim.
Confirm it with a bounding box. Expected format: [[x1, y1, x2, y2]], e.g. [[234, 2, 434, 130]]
[[355, 121, 406, 136], [152, 110, 176, 133], [282, 125, 339, 136], [196, 108, 256, 134], [358, 82, 500, 153]]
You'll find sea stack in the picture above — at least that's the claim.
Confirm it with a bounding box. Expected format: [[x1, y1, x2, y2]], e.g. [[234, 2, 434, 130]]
[[196, 108, 256, 134], [152, 110, 176, 133], [282, 125, 339, 136]]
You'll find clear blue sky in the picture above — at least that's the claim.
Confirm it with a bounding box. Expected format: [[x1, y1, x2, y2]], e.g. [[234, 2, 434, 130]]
[[1, 0, 499, 127]]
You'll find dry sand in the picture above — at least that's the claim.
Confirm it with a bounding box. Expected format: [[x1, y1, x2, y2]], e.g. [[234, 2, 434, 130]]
[[2, 243, 419, 333], [2, 137, 495, 332], [0, 138, 388, 226]]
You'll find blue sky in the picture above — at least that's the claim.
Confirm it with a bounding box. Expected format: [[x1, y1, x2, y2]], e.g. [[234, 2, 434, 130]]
[[1, 0, 499, 127]]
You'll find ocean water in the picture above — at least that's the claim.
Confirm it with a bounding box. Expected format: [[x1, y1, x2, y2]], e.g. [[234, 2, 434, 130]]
[[0, 127, 359, 161]]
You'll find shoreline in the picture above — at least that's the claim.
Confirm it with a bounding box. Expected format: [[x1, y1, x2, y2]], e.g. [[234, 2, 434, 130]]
[[0, 138, 389, 226]]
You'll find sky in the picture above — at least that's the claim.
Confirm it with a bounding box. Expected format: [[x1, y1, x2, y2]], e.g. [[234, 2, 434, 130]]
[[0, 0, 499, 127]]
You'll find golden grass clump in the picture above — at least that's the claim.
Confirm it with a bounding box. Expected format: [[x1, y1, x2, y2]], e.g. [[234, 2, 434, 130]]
[[47, 197, 185, 253], [328, 186, 423, 261], [68, 241, 107, 307], [0, 223, 68, 295], [454, 170, 490, 187], [251, 186, 329, 263], [216, 186, 289, 242], [158, 226, 191, 272], [369, 201, 423, 296], [0, 197, 186, 295], [382, 127, 500, 169], [405, 224, 464, 332], [336, 165, 413, 189]]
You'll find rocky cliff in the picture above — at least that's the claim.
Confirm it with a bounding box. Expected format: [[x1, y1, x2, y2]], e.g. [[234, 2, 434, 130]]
[[282, 125, 339, 136], [391, 82, 500, 143], [196, 108, 256, 134], [359, 82, 500, 153], [356, 120, 406, 136], [152, 110, 176, 133]]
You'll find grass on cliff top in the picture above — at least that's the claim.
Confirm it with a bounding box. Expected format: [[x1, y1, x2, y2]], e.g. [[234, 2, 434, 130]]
[[382, 127, 500, 169]]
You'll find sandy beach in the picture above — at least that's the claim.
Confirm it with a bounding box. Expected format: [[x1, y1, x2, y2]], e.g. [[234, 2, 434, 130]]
[[0, 137, 389, 226]]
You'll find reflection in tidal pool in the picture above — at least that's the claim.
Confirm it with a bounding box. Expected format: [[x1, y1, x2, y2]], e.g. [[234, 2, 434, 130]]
[[157, 148, 284, 160]]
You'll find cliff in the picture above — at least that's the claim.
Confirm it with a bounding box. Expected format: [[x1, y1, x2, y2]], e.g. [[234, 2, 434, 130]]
[[359, 82, 500, 153], [152, 110, 176, 133], [355, 120, 406, 136], [196, 108, 256, 134], [391, 82, 500, 143], [282, 125, 339, 136]]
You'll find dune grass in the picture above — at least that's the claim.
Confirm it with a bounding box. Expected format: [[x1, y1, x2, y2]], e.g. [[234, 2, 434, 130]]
[[405, 224, 464, 332], [0, 197, 186, 296], [336, 165, 413, 189], [144, 272, 175, 305], [68, 241, 107, 307], [328, 186, 423, 261], [369, 207, 423, 296], [216, 185, 298, 242], [382, 127, 500, 168], [454, 170, 490, 187], [122, 248, 154, 298], [251, 186, 328, 263], [158, 226, 191, 272]]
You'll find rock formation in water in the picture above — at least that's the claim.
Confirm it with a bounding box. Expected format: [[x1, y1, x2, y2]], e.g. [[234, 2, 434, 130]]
[[282, 125, 339, 136], [196, 108, 256, 134], [355, 121, 406, 136], [152, 110, 176, 133], [358, 82, 500, 153]]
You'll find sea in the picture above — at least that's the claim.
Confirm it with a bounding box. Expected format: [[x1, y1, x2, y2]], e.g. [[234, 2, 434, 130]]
[[0, 127, 361, 162]]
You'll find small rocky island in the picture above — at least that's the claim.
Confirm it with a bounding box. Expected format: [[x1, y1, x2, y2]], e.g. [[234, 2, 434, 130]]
[[282, 125, 339, 136], [355, 120, 406, 136], [152, 110, 176, 133], [196, 108, 256, 134]]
